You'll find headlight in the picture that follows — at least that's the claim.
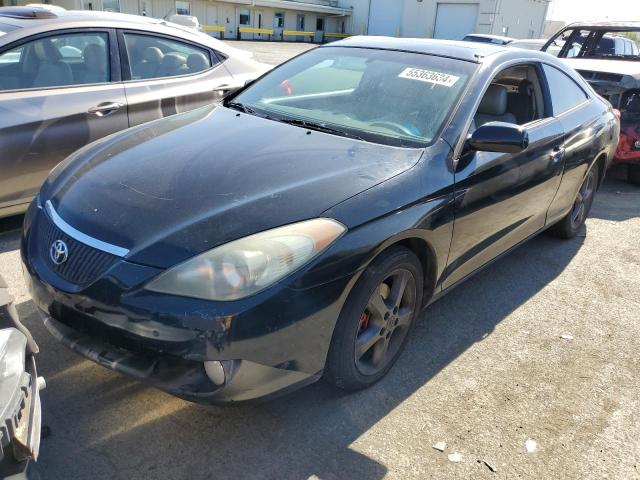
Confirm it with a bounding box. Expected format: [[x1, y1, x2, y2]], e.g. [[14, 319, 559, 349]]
[[146, 218, 346, 301]]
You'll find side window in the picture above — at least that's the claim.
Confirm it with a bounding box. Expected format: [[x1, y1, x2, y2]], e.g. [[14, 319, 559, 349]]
[[542, 64, 588, 115], [123, 32, 214, 80], [0, 32, 109, 91], [473, 64, 546, 130]]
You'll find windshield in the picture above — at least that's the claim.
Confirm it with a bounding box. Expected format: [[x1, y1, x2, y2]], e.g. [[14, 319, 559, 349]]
[[228, 46, 476, 148], [552, 28, 640, 60]]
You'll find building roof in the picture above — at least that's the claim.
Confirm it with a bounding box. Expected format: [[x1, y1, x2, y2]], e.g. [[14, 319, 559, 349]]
[[328, 36, 507, 63]]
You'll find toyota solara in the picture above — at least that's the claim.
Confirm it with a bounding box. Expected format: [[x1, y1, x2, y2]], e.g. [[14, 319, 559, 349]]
[[22, 37, 620, 404]]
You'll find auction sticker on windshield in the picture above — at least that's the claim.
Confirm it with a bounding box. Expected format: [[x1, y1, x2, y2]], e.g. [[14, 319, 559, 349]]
[[398, 68, 460, 87]]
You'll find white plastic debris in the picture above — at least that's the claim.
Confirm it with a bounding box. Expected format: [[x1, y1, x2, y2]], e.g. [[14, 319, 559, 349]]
[[432, 441, 447, 452], [560, 334, 574, 341], [448, 452, 463, 463], [525, 438, 537, 453]]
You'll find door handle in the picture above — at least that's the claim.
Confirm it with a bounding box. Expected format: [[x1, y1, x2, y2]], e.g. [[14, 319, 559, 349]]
[[88, 102, 124, 117]]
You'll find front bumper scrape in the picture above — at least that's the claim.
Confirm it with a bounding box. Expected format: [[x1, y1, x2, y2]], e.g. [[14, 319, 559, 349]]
[[42, 314, 320, 404]]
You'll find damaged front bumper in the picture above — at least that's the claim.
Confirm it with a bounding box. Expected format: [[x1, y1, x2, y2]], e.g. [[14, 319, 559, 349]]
[[39, 314, 321, 404], [0, 278, 44, 480]]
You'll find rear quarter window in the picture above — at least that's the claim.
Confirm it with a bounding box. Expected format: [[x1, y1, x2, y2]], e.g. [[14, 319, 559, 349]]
[[542, 64, 588, 115]]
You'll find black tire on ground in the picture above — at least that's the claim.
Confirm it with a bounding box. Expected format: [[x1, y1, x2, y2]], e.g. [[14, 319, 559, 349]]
[[548, 166, 599, 239], [628, 164, 640, 186], [324, 246, 424, 391]]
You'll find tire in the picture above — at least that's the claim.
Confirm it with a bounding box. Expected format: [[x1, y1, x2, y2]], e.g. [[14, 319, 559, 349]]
[[629, 164, 640, 186], [324, 246, 424, 391], [548, 166, 599, 239]]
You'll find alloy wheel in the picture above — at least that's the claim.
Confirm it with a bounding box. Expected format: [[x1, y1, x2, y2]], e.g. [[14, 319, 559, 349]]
[[354, 269, 417, 376], [570, 169, 596, 228]]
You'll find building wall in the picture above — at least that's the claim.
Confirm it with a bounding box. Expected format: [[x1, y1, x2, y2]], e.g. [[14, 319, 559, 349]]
[[14, 0, 349, 42], [345, 0, 550, 40]]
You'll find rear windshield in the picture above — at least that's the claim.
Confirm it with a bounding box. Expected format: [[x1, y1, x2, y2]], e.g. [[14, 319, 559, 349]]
[[229, 46, 476, 148], [551, 28, 640, 60]]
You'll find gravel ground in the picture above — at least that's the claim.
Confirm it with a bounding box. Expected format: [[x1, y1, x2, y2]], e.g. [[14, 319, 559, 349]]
[[224, 40, 315, 65], [0, 42, 639, 480], [1, 173, 638, 480]]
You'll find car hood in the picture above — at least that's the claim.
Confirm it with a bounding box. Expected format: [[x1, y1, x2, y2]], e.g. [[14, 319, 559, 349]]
[[42, 105, 422, 269], [563, 58, 640, 79]]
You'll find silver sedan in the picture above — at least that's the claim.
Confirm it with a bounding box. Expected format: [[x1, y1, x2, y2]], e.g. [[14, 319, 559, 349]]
[[0, 6, 270, 218]]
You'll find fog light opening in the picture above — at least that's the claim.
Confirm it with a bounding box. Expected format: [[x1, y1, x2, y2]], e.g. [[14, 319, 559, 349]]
[[204, 361, 226, 386]]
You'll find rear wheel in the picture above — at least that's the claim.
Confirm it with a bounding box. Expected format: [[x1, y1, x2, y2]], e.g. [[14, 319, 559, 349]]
[[548, 167, 598, 239], [324, 247, 423, 391], [629, 164, 640, 186]]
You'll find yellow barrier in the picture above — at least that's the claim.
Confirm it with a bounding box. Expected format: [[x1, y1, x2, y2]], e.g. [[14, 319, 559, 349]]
[[324, 33, 352, 38], [202, 25, 225, 32], [239, 27, 274, 35], [283, 30, 315, 37]]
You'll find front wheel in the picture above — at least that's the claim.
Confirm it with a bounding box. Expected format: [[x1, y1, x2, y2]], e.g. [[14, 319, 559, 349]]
[[548, 167, 598, 239], [324, 247, 423, 391]]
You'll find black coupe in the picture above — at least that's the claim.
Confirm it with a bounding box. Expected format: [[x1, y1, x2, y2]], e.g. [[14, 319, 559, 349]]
[[22, 37, 619, 403]]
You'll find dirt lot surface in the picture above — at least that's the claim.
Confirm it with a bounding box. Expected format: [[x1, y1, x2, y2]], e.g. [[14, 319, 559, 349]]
[[225, 40, 315, 65], [0, 42, 638, 480]]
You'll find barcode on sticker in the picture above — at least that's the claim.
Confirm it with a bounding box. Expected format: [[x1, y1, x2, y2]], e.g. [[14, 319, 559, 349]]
[[398, 68, 460, 87]]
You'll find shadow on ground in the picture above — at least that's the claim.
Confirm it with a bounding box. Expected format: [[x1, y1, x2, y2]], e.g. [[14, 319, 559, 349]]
[[589, 166, 640, 222]]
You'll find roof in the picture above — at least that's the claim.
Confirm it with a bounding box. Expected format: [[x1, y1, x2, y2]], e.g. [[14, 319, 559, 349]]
[[327, 36, 507, 63], [561, 21, 640, 31], [464, 33, 516, 42], [0, 6, 179, 27]]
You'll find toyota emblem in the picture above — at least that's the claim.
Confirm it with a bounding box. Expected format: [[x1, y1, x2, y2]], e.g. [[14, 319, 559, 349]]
[[50, 240, 69, 265]]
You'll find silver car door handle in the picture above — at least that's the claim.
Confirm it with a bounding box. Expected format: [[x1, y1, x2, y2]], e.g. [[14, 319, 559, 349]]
[[88, 102, 124, 117]]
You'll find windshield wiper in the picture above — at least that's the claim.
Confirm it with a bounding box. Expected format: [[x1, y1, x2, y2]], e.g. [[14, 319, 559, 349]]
[[225, 101, 256, 114], [277, 118, 366, 141]]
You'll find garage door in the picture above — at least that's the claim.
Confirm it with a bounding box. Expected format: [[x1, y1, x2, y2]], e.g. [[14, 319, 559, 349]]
[[433, 3, 479, 40], [368, 0, 403, 36]]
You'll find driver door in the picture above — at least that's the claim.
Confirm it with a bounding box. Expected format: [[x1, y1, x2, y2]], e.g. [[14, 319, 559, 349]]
[[443, 63, 565, 289]]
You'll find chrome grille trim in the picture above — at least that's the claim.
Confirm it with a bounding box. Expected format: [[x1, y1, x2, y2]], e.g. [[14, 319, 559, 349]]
[[45, 200, 129, 258]]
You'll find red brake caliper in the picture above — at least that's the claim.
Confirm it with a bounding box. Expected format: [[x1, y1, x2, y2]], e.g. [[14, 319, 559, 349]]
[[358, 311, 370, 332]]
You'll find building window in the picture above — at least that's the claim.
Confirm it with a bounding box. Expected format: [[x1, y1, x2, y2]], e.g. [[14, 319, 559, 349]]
[[0, 0, 18, 5], [274, 12, 285, 28], [102, 0, 120, 12], [175, 1, 190, 15], [316, 17, 325, 31], [239, 9, 250, 26]]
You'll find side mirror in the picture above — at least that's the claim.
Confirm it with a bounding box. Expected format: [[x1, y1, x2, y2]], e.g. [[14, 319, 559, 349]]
[[468, 122, 529, 154]]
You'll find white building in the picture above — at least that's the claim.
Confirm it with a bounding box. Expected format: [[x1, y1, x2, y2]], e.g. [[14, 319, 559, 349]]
[[348, 0, 552, 40], [1, 0, 354, 41], [2, 0, 551, 41]]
